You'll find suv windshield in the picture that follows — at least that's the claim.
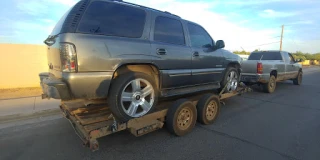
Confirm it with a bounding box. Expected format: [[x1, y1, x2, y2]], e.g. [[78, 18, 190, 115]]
[[248, 52, 283, 60]]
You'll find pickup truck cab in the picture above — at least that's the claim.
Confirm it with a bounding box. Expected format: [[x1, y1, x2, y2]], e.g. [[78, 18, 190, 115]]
[[241, 50, 302, 93]]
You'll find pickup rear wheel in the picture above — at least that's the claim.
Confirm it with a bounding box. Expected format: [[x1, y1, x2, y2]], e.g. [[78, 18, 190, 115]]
[[220, 67, 239, 93], [293, 71, 302, 85], [263, 75, 276, 93], [108, 72, 158, 122]]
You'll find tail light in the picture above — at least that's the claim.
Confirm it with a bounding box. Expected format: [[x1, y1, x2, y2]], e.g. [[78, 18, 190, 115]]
[[60, 43, 77, 72], [257, 62, 263, 74]]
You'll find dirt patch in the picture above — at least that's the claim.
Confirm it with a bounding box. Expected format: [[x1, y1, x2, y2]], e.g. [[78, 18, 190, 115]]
[[0, 87, 42, 100]]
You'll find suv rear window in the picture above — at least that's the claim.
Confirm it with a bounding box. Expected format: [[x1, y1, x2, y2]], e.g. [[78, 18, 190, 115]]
[[77, 1, 146, 38], [154, 16, 185, 45], [248, 52, 283, 60]]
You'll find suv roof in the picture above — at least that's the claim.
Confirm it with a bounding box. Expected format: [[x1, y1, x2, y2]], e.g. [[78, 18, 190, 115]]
[[111, 0, 181, 18]]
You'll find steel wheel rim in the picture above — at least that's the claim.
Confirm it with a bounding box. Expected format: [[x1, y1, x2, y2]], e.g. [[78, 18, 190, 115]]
[[226, 71, 238, 92], [206, 100, 217, 121], [269, 78, 275, 89], [121, 78, 155, 117], [177, 108, 193, 130]]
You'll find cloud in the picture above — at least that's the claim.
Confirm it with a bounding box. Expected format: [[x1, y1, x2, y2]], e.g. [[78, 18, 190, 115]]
[[41, 19, 55, 24], [214, 0, 308, 7], [259, 9, 297, 18], [287, 20, 314, 25], [17, 1, 49, 15], [16, 0, 78, 16]]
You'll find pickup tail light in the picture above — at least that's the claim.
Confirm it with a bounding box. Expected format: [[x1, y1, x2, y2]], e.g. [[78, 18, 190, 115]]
[[257, 62, 263, 74], [60, 43, 77, 72]]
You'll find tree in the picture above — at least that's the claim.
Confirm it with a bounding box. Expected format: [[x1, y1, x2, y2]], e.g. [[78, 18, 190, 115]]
[[233, 50, 250, 55], [304, 53, 314, 60], [314, 53, 320, 61]]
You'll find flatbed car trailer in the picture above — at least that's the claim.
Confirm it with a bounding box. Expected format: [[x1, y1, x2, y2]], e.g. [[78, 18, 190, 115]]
[[59, 83, 251, 151]]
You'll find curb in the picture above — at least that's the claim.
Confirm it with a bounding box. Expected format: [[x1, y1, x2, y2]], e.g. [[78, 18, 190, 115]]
[[0, 96, 61, 123], [0, 108, 61, 124]]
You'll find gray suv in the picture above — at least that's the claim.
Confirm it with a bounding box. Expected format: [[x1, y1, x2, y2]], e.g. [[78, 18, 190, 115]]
[[40, 0, 242, 121]]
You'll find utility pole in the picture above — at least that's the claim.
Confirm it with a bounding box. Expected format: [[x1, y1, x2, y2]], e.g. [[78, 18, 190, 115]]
[[280, 25, 284, 51]]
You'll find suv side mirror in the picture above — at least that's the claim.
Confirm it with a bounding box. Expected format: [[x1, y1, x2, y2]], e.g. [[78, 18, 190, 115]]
[[215, 40, 225, 49], [295, 59, 302, 63]]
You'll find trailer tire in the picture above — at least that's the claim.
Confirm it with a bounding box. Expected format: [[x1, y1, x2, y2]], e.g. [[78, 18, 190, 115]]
[[262, 75, 276, 93], [108, 72, 158, 122], [196, 94, 220, 125], [166, 99, 197, 136]]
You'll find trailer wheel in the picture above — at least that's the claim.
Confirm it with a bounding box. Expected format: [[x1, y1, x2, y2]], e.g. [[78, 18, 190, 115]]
[[196, 94, 220, 125], [166, 99, 197, 136]]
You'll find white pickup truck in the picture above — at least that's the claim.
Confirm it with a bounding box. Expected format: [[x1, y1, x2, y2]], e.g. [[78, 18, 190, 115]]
[[240, 50, 302, 93]]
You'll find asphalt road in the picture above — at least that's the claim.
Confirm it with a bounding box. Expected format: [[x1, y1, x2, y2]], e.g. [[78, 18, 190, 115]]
[[1, 67, 320, 160]]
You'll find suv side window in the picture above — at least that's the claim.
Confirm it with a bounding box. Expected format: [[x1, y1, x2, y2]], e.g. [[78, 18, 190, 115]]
[[77, 1, 146, 38], [154, 16, 185, 45], [187, 23, 213, 48]]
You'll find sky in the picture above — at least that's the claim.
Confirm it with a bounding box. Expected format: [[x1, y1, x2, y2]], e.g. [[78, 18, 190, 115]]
[[0, 0, 319, 53]]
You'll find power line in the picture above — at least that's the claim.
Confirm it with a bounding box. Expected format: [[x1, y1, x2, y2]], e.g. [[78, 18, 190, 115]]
[[244, 41, 280, 48]]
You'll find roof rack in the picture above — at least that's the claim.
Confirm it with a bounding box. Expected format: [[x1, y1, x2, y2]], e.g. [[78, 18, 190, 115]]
[[110, 0, 181, 18]]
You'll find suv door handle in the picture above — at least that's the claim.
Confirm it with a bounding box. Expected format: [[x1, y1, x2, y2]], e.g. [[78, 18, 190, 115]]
[[193, 51, 199, 57], [157, 48, 167, 55]]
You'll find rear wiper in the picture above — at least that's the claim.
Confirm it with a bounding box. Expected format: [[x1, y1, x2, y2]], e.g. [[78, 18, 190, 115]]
[[90, 27, 100, 33], [44, 34, 59, 46]]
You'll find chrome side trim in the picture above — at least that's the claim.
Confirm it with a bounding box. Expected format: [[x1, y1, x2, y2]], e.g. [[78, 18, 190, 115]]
[[192, 68, 224, 76]]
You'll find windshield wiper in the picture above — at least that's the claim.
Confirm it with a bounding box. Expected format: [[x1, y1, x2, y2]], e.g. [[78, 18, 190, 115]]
[[44, 34, 59, 46]]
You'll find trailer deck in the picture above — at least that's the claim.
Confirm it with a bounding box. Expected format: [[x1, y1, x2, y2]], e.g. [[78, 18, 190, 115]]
[[60, 84, 251, 151]]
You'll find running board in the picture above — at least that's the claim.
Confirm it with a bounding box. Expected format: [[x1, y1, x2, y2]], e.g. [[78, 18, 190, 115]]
[[161, 82, 220, 97]]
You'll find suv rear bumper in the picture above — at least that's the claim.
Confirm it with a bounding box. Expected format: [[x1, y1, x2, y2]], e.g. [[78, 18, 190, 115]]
[[39, 73, 71, 100], [240, 73, 269, 83], [39, 72, 113, 100]]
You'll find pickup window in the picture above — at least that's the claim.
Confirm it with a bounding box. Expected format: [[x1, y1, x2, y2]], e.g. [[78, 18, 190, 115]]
[[248, 52, 282, 60]]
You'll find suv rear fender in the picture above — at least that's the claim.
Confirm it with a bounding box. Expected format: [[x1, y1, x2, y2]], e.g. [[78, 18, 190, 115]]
[[111, 64, 160, 89]]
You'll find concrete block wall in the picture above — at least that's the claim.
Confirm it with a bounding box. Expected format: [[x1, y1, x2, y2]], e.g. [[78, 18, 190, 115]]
[[0, 44, 48, 89]]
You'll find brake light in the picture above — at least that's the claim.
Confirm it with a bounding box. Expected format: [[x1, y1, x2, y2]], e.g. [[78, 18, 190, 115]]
[[257, 62, 263, 74], [60, 43, 77, 72]]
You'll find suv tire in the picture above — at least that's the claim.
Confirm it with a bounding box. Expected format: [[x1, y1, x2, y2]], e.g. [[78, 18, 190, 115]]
[[219, 67, 239, 93], [108, 72, 158, 122]]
